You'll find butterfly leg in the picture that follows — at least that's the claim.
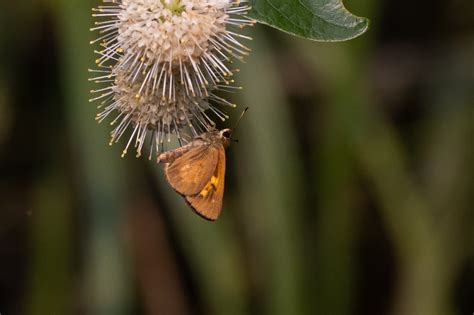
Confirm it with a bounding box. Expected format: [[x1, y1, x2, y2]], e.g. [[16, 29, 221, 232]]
[[157, 144, 193, 163]]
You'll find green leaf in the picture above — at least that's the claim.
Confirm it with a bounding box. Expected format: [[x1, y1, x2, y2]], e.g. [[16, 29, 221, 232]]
[[248, 0, 370, 42]]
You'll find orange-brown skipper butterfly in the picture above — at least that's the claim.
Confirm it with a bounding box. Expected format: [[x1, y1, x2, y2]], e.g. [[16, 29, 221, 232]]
[[158, 108, 248, 221]]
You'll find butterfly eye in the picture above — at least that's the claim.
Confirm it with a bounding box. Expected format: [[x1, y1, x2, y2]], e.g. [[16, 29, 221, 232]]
[[222, 130, 231, 138]]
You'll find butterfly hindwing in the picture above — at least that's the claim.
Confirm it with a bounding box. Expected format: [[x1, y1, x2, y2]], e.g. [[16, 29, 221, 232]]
[[185, 144, 226, 221], [165, 144, 219, 196]]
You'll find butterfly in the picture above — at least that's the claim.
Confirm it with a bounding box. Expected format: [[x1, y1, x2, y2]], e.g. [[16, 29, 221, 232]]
[[157, 128, 233, 221]]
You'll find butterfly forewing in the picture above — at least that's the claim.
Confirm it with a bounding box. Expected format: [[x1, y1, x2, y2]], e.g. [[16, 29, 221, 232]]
[[185, 144, 226, 221], [165, 145, 219, 196]]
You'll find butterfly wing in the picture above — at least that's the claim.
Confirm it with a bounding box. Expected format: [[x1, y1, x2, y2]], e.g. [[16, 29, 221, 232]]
[[165, 144, 219, 196], [185, 144, 226, 221]]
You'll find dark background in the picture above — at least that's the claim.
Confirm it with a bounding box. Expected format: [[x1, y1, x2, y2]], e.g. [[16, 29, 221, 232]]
[[0, 0, 473, 314]]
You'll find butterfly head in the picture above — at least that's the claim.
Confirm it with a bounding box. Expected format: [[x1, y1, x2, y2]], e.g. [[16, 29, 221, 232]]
[[219, 128, 232, 147]]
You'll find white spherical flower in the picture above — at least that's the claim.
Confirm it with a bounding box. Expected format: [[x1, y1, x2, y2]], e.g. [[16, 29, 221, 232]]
[[91, 0, 254, 99]]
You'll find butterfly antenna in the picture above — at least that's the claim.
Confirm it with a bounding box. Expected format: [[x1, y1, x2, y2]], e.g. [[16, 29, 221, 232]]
[[232, 107, 249, 132]]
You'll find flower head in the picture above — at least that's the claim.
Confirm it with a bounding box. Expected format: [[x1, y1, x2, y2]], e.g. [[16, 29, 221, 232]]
[[90, 0, 253, 158]]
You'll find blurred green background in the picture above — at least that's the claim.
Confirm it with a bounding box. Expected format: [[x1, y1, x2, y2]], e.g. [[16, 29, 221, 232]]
[[0, 0, 473, 314]]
